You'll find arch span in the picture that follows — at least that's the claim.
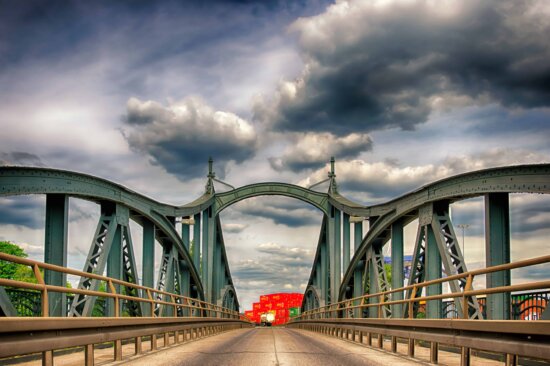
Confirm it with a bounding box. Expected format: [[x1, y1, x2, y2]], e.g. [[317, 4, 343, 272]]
[[213, 182, 330, 215]]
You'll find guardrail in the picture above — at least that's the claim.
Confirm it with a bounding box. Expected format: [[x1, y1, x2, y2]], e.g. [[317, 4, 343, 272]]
[[300, 254, 550, 320], [0, 253, 252, 365], [0, 252, 239, 318], [289, 255, 550, 365]]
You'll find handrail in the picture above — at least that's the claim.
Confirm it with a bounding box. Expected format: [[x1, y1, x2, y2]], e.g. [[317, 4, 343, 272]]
[[0, 252, 242, 319], [297, 254, 550, 320]]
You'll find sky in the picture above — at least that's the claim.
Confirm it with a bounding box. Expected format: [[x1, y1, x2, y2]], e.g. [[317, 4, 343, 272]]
[[1, 0, 549, 312]]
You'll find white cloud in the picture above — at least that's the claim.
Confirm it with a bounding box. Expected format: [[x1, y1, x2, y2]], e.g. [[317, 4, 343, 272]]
[[301, 148, 550, 201], [269, 132, 372, 171]]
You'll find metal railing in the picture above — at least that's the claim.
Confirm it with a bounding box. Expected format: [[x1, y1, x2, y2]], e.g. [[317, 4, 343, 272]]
[[289, 255, 550, 366], [297, 254, 550, 320], [0, 252, 240, 319], [0, 252, 251, 365]]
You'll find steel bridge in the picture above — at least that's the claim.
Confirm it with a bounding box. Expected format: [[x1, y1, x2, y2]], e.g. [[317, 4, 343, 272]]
[[0, 161, 549, 365]]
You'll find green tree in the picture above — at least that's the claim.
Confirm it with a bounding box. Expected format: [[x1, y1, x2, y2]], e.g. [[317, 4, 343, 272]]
[[384, 264, 392, 284], [0, 241, 40, 284], [0, 241, 31, 280]]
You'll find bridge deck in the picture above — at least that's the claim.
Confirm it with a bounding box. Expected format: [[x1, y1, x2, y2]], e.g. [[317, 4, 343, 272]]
[[9, 327, 509, 366]]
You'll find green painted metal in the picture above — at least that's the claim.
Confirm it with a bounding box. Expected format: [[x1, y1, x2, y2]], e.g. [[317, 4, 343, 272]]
[[391, 219, 404, 317], [0, 287, 17, 316], [142, 220, 155, 288], [193, 213, 201, 270], [201, 209, 209, 286], [367, 249, 378, 318], [340, 164, 550, 301], [404, 219, 427, 318], [354, 222, 363, 251], [182, 220, 190, 249], [353, 221, 364, 317], [107, 223, 122, 317], [69, 204, 119, 317], [343, 213, 350, 272], [431, 204, 482, 319], [44, 194, 68, 316], [2, 163, 549, 320], [328, 205, 341, 303], [0, 167, 204, 300], [214, 182, 330, 216], [425, 225, 442, 319], [485, 193, 511, 320], [353, 260, 364, 318]]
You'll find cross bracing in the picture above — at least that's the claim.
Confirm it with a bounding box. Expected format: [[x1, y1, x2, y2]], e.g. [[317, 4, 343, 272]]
[[1, 163, 549, 322]]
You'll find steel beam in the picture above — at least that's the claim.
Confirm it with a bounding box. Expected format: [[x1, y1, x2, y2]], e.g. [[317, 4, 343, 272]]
[[44, 194, 68, 317], [193, 213, 201, 270], [343, 213, 350, 273], [320, 238, 328, 304], [328, 205, 341, 304], [201, 209, 209, 286], [70, 203, 119, 317], [0, 287, 16, 316], [426, 225, 442, 319], [106, 225, 122, 317], [391, 219, 404, 318], [367, 249, 378, 318], [485, 193, 511, 320], [431, 204, 482, 319], [353, 260, 364, 318], [142, 219, 155, 315], [405, 219, 427, 318], [353, 221, 363, 316]]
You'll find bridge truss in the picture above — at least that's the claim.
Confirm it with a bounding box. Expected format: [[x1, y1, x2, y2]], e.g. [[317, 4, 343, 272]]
[[1, 161, 550, 364]]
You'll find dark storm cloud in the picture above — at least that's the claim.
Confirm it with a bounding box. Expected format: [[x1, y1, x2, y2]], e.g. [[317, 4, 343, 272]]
[[254, 0, 550, 135], [510, 195, 550, 235], [122, 97, 257, 180], [0, 196, 44, 229], [234, 197, 321, 227]]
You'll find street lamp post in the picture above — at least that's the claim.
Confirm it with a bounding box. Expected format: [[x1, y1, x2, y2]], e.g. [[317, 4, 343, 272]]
[[456, 224, 470, 256]]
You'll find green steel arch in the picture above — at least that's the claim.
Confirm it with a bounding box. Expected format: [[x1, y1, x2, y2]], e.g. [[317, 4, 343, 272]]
[[213, 182, 330, 215], [339, 164, 550, 301], [0, 166, 205, 300]]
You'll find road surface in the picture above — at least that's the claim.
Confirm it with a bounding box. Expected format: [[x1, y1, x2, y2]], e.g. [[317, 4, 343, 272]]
[[119, 327, 427, 366]]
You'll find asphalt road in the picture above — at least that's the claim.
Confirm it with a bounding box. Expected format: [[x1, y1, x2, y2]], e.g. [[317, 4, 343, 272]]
[[119, 327, 425, 366]]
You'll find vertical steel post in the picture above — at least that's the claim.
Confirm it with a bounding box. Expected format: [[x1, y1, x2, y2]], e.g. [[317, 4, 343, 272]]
[[485, 193, 511, 320], [214, 237, 222, 303], [320, 239, 328, 303], [354, 221, 363, 252], [193, 213, 201, 271], [391, 219, 404, 318], [180, 218, 191, 310], [182, 219, 190, 249], [328, 205, 341, 304], [353, 260, 364, 318], [107, 226, 122, 317], [343, 213, 350, 272], [44, 194, 68, 316], [368, 256, 378, 318], [315, 261, 321, 290], [426, 226, 442, 318], [201, 208, 209, 286], [353, 221, 363, 317], [142, 220, 155, 294]]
